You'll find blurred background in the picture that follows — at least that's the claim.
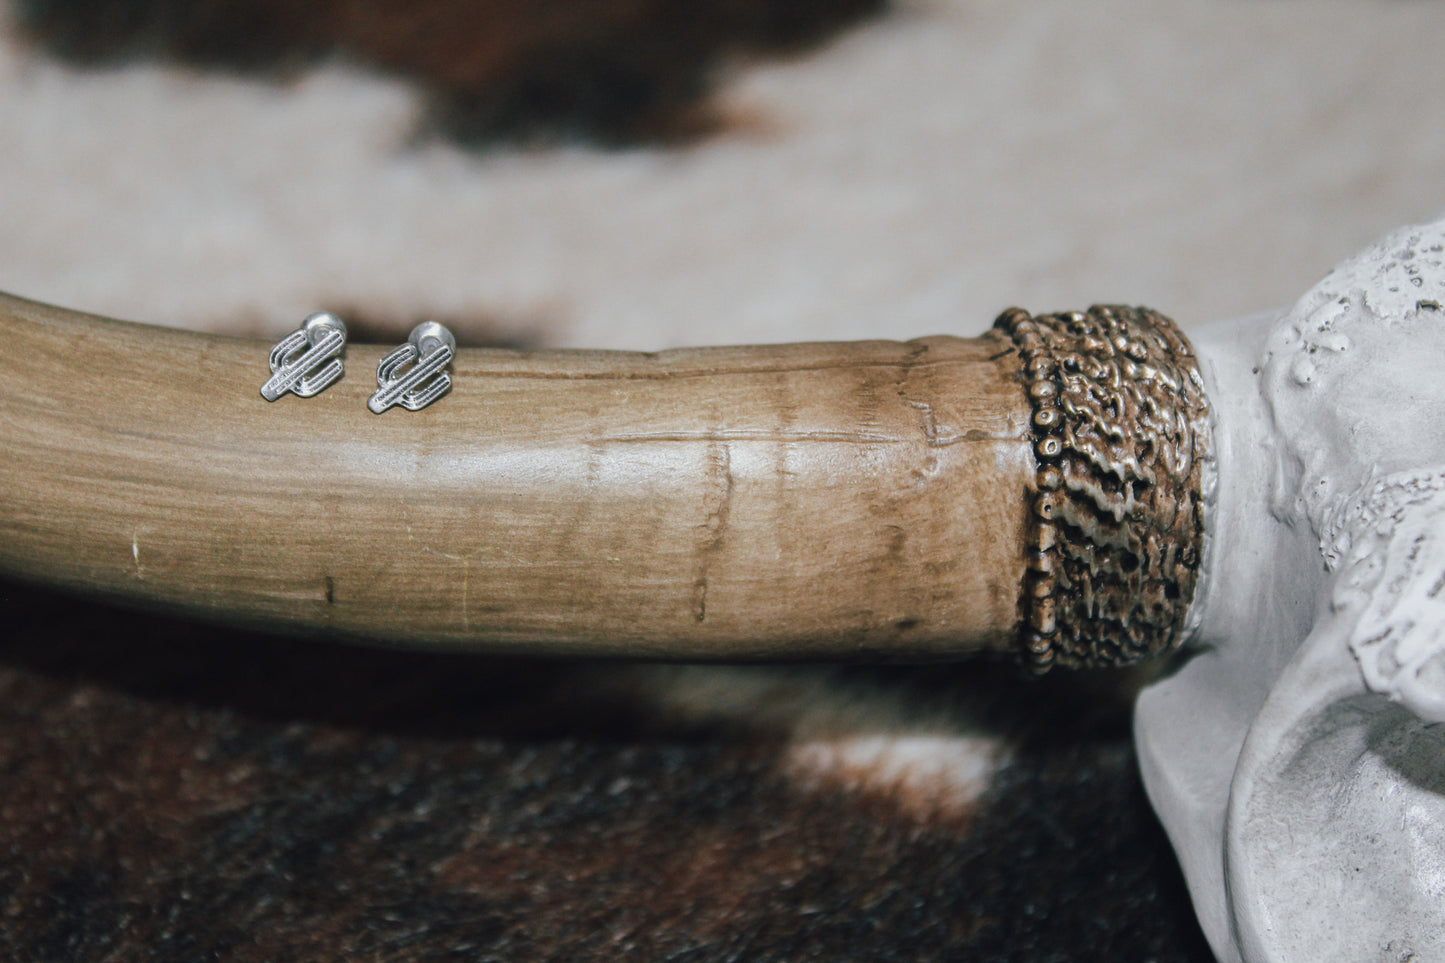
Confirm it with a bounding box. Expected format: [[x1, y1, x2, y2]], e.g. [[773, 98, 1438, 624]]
[[3, 0, 1443, 349]]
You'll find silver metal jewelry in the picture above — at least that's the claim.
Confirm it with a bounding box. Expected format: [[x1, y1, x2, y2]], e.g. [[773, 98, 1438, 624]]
[[260, 312, 347, 401], [368, 321, 456, 413]]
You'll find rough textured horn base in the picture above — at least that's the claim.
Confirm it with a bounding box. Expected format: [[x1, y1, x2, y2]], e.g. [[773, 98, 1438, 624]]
[[995, 305, 1212, 673]]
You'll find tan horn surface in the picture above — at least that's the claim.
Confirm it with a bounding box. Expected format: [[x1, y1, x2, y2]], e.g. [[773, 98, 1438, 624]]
[[0, 291, 1036, 660]]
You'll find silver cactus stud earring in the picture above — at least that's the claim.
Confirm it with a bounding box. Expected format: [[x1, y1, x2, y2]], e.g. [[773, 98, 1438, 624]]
[[368, 321, 456, 414], [259, 312, 347, 401]]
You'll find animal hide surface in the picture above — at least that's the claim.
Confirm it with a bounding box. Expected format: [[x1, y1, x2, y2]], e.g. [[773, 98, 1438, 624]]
[[2, 1, 1443, 959], [0, 583, 1209, 961]]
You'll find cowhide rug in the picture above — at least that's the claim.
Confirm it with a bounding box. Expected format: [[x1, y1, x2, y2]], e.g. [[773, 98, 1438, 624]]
[[2, 1, 1443, 959], [1, 582, 1206, 961]]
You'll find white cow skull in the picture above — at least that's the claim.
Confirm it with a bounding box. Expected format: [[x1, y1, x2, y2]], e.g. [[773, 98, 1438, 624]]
[[1137, 218, 1445, 962]]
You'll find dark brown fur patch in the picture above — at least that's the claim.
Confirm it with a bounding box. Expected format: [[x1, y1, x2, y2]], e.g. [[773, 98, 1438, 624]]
[[15, 0, 889, 147], [0, 578, 1213, 960]]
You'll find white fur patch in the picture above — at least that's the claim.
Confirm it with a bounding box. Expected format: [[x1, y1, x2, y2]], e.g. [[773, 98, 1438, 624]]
[[4, 1, 1445, 350], [623, 666, 1006, 818], [787, 733, 1000, 818]]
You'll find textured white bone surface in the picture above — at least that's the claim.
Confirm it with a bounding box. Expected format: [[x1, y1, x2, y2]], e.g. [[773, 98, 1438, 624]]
[[1138, 220, 1445, 963]]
